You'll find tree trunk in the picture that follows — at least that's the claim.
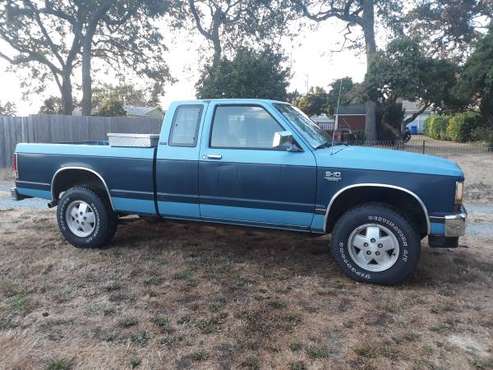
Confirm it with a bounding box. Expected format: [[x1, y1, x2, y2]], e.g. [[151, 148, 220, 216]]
[[212, 33, 222, 68], [81, 34, 93, 116], [362, 0, 377, 142], [61, 72, 74, 115]]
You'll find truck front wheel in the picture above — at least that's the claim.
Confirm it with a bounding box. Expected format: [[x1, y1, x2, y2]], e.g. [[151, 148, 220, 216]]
[[57, 186, 117, 248], [330, 204, 420, 285]]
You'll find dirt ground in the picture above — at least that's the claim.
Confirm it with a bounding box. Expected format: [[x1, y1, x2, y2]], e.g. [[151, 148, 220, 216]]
[[0, 154, 492, 370]]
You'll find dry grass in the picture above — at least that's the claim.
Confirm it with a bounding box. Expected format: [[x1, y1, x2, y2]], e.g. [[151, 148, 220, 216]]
[[0, 156, 492, 369]]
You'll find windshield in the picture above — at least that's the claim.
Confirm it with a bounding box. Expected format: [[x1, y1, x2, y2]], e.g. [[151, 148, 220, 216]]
[[273, 103, 331, 148]]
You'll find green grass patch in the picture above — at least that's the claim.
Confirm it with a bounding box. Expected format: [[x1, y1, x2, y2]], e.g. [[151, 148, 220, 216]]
[[130, 331, 151, 346], [190, 350, 209, 362], [45, 358, 73, 370], [306, 344, 333, 359], [151, 316, 172, 332], [118, 316, 138, 328]]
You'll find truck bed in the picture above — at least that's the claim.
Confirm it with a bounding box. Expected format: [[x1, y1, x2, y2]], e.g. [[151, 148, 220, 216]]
[[15, 142, 157, 215]]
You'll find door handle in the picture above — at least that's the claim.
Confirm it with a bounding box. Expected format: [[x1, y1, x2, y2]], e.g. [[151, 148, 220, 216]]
[[207, 153, 222, 160]]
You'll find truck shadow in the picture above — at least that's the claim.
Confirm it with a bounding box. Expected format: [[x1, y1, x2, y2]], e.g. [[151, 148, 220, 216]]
[[112, 217, 493, 289]]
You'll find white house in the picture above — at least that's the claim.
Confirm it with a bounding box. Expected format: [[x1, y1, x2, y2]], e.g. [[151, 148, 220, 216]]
[[124, 105, 164, 120], [402, 100, 432, 134]]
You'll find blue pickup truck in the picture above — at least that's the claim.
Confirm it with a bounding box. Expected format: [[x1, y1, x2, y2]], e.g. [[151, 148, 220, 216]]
[[11, 99, 467, 284]]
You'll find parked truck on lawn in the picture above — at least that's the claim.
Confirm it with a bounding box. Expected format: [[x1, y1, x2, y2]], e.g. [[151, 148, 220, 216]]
[[11, 99, 467, 284]]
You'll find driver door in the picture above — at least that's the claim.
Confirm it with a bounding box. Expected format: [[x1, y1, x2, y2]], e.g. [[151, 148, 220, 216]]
[[198, 103, 317, 229]]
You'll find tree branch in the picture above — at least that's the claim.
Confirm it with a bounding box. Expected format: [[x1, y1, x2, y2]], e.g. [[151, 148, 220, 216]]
[[23, 0, 65, 67], [404, 102, 432, 125], [188, 0, 213, 40]]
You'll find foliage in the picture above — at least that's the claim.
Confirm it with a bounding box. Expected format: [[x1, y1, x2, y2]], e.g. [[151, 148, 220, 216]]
[[294, 78, 358, 116], [39, 97, 64, 115], [404, 0, 493, 60], [286, 90, 302, 105], [92, 84, 159, 109], [97, 97, 127, 117], [424, 115, 449, 140], [377, 102, 404, 140], [458, 27, 493, 127], [0, 0, 175, 115], [293, 0, 404, 141], [370, 37, 459, 106], [294, 87, 329, 116], [446, 112, 484, 142], [369, 36, 462, 132], [0, 0, 81, 113], [0, 101, 16, 116], [424, 112, 487, 142], [196, 47, 290, 100], [187, 0, 294, 66]]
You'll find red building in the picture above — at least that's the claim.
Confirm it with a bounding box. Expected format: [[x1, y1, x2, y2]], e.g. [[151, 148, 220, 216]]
[[311, 104, 367, 133], [334, 104, 367, 132]]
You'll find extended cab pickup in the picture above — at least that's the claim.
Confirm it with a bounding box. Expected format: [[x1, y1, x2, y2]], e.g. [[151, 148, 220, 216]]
[[11, 99, 467, 284]]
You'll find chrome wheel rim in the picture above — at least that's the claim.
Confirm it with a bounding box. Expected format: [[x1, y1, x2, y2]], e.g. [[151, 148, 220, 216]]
[[348, 223, 400, 272], [65, 200, 96, 238]]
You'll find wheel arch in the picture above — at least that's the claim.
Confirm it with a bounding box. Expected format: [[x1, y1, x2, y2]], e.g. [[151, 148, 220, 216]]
[[51, 167, 114, 210], [324, 183, 430, 235]]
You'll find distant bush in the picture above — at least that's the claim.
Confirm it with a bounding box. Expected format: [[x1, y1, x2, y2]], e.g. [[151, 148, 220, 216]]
[[471, 126, 493, 143], [424, 112, 490, 142], [424, 115, 448, 140], [446, 112, 483, 142]]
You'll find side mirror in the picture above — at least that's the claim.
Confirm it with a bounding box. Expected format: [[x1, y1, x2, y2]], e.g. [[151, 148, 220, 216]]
[[272, 131, 302, 152]]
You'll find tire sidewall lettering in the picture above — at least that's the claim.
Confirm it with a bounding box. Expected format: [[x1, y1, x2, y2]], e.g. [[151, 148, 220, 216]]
[[57, 188, 108, 247], [332, 207, 418, 284]]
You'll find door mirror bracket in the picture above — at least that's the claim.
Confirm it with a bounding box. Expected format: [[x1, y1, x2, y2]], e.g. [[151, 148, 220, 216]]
[[272, 131, 302, 152]]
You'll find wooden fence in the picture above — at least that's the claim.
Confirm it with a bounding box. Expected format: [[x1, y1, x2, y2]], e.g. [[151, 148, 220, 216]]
[[0, 115, 162, 168]]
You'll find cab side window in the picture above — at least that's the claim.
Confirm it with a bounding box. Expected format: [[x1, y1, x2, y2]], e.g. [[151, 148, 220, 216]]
[[210, 105, 283, 149]]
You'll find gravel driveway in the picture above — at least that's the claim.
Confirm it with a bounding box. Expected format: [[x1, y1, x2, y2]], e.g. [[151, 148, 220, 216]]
[[0, 180, 47, 210]]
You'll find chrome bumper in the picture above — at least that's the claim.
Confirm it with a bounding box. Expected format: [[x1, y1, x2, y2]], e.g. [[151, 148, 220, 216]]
[[444, 206, 467, 237]]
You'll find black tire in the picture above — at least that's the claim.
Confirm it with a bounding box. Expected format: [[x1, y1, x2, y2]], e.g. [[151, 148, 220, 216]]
[[57, 186, 117, 248], [330, 203, 420, 285]]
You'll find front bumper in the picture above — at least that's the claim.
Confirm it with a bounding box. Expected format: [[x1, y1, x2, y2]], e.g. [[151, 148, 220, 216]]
[[443, 206, 467, 237], [428, 206, 467, 248]]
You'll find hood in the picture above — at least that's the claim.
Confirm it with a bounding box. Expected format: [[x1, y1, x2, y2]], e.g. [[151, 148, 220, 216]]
[[315, 145, 464, 179]]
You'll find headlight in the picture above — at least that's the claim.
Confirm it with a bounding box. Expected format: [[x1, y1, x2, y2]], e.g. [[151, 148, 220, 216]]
[[455, 181, 464, 205]]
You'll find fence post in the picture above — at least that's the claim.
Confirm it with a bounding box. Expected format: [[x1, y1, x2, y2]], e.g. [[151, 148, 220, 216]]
[[422, 140, 425, 154]]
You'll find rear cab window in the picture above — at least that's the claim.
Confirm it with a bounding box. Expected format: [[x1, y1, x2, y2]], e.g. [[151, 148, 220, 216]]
[[169, 105, 204, 147]]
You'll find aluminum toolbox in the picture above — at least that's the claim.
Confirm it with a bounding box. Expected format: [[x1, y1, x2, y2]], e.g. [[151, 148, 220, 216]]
[[107, 133, 159, 148]]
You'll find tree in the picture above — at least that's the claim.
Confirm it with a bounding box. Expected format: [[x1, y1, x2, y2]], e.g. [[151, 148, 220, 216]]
[[294, 78, 359, 116], [325, 77, 360, 115], [92, 83, 159, 109], [294, 0, 403, 140], [97, 96, 127, 116], [196, 47, 291, 100], [294, 87, 329, 116], [0, 1, 175, 115], [78, 0, 175, 115], [0, 0, 82, 114], [0, 100, 16, 116], [404, 0, 493, 59], [286, 89, 302, 105], [188, 0, 293, 67], [368, 37, 460, 132], [39, 96, 64, 114], [459, 27, 493, 127]]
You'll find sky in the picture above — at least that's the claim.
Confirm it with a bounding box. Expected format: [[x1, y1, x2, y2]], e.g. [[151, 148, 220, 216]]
[[0, 18, 367, 115]]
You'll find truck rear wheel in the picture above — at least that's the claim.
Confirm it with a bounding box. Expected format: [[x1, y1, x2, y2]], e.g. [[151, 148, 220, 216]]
[[330, 203, 420, 285], [57, 186, 117, 248]]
